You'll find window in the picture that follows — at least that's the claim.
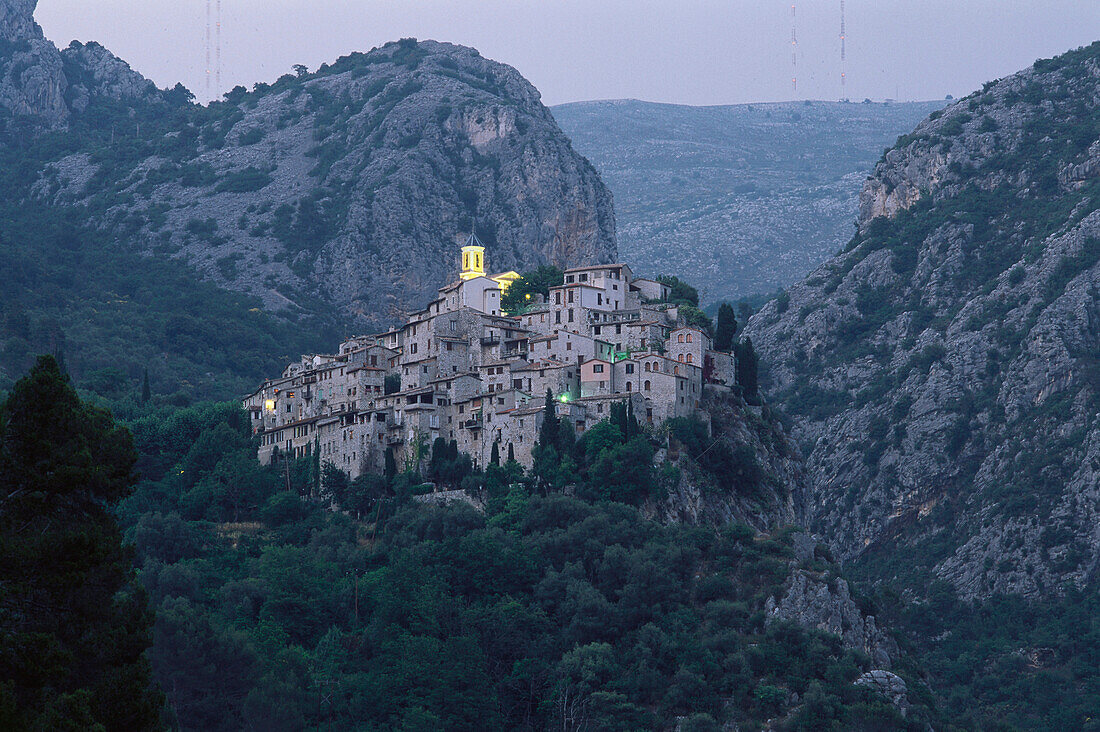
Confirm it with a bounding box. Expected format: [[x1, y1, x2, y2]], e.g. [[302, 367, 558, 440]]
[[580, 273, 588, 282], [644, 362, 650, 372], [566, 341, 572, 351], [686, 354, 693, 364], [597, 293, 603, 306], [568, 309, 574, 323], [555, 292, 561, 305], [594, 326, 601, 335], [615, 324, 622, 334], [568, 290, 574, 304], [555, 312, 561, 324], [644, 380, 651, 391], [446, 342, 453, 351], [450, 320, 457, 332], [678, 354, 684, 362], [678, 333, 685, 343], [410, 342, 418, 354], [626, 382, 632, 392], [686, 333, 693, 343], [625, 363, 634, 374]]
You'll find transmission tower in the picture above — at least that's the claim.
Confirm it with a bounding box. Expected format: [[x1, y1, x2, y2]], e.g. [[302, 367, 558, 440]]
[[840, 0, 847, 88], [792, 3, 800, 94], [205, 0, 211, 99], [216, 0, 223, 93]]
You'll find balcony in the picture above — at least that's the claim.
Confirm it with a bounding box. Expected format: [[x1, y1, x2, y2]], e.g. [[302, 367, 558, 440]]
[[480, 336, 501, 347], [463, 417, 483, 430], [386, 435, 405, 446]]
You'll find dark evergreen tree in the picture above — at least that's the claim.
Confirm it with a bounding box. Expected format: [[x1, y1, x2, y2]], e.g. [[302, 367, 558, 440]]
[[490, 440, 500, 466], [735, 338, 760, 405], [538, 389, 559, 449], [0, 356, 164, 730], [714, 303, 738, 352], [384, 448, 398, 485], [430, 437, 449, 480], [320, 462, 349, 505], [141, 366, 151, 403], [507, 442, 515, 463]]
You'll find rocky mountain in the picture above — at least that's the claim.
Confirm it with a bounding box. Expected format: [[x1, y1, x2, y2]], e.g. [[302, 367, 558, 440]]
[[13, 28, 616, 327], [744, 41, 1100, 601], [0, 0, 161, 126], [553, 99, 945, 302], [0, 0, 615, 394]]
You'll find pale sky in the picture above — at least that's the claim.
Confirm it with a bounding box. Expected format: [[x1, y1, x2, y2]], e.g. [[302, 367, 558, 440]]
[[34, 1, 1100, 106]]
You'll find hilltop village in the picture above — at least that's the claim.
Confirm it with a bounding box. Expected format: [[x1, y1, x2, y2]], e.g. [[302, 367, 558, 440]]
[[243, 237, 737, 478]]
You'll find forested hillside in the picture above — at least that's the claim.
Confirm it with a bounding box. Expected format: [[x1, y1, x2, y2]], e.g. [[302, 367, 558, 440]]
[[107, 393, 934, 730]]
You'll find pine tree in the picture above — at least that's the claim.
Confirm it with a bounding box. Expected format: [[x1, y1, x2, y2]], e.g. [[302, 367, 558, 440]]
[[715, 303, 738, 352], [141, 367, 151, 403], [0, 355, 163, 729]]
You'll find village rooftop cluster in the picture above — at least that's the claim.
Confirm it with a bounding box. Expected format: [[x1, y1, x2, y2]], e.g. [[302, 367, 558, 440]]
[[243, 237, 736, 478]]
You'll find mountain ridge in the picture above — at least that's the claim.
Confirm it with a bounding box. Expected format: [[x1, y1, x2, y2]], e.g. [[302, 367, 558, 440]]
[[744, 41, 1100, 600]]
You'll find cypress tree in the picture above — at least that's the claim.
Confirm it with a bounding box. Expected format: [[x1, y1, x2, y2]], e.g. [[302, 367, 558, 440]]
[[0, 356, 163, 729], [538, 389, 559, 448], [507, 442, 515, 463], [490, 440, 500, 466], [736, 338, 760, 404], [384, 448, 398, 485], [140, 367, 151, 403], [715, 303, 738, 352]]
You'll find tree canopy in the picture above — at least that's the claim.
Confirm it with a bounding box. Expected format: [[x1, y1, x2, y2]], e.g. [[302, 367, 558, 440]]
[[0, 356, 163, 729]]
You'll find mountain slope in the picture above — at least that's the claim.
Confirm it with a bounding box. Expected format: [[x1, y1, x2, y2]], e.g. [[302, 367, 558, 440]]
[[744, 42, 1100, 600], [0, 1, 616, 394], [33, 36, 616, 327], [553, 99, 945, 301]]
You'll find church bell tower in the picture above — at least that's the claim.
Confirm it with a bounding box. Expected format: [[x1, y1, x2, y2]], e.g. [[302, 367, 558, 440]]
[[460, 234, 486, 280]]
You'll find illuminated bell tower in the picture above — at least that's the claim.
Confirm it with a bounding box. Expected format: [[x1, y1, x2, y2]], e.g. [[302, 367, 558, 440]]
[[460, 234, 486, 280]]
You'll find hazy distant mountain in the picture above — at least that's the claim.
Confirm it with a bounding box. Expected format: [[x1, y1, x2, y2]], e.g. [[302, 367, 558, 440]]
[[553, 99, 946, 302]]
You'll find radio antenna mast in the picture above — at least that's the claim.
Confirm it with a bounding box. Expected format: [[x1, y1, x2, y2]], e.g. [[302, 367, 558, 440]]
[[840, 0, 847, 88], [205, 0, 212, 100], [791, 4, 798, 94]]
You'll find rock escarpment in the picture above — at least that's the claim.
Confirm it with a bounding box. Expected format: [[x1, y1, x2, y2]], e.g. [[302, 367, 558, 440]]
[[0, 0, 160, 125], [648, 389, 808, 532], [10, 31, 615, 327], [745, 42, 1100, 600]]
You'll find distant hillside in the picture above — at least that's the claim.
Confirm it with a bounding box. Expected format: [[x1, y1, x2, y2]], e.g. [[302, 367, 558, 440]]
[[553, 99, 945, 302]]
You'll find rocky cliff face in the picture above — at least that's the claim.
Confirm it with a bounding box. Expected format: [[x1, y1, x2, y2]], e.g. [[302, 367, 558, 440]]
[[0, 0, 160, 126], [648, 389, 808, 532], [17, 33, 615, 328], [744, 42, 1100, 600]]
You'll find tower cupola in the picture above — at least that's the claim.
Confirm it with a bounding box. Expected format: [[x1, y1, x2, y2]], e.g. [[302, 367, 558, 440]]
[[460, 233, 486, 280]]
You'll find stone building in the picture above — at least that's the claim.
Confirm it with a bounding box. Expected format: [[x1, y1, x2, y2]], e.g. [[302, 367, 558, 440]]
[[243, 238, 736, 480]]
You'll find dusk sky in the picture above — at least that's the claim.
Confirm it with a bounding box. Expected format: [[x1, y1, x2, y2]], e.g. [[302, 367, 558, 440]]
[[34, 1, 1100, 106]]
